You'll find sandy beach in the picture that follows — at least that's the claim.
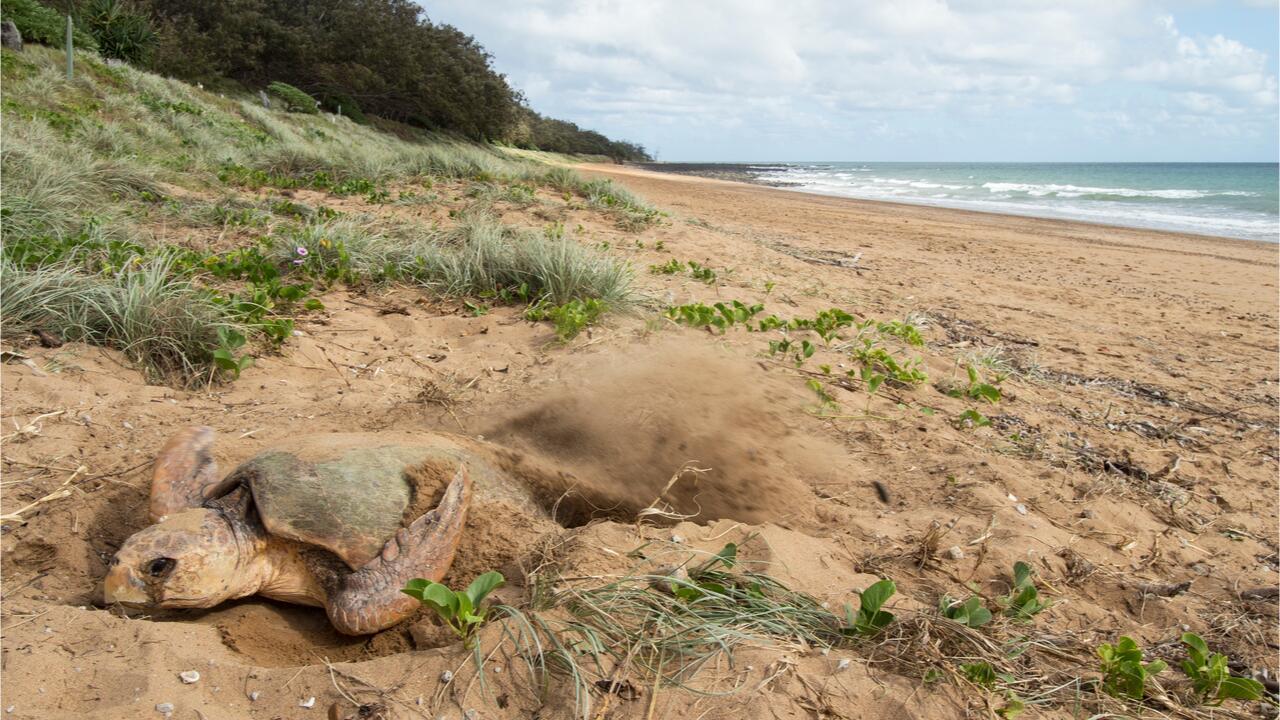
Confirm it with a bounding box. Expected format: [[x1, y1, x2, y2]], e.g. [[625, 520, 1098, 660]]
[[2, 164, 1277, 719]]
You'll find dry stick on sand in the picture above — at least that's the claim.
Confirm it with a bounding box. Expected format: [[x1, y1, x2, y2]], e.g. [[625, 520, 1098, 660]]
[[0, 465, 88, 524], [1, 410, 66, 442], [636, 463, 710, 523], [317, 346, 353, 389]]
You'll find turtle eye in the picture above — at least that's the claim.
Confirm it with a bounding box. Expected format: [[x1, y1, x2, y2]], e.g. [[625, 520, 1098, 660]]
[[147, 557, 176, 577]]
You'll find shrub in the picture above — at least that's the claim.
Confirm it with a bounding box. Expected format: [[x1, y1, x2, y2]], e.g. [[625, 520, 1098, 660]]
[[317, 90, 367, 123], [79, 0, 156, 64], [1, 0, 97, 49], [266, 81, 318, 114], [276, 214, 632, 307]]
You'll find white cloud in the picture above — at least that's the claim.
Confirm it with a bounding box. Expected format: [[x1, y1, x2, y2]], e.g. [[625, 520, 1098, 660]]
[[426, 0, 1278, 159], [1125, 16, 1278, 108]]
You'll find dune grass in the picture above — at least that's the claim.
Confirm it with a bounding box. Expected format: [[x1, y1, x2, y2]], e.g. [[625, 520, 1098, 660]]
[[445, 544, 861, 719], [0, 253, 239, 381], [281, 214, 633, 306], [1, 44, 646, 383]]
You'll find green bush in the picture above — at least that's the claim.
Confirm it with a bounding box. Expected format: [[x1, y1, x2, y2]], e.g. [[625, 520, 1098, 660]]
[[79, 0, 156, 64], [2, 0, 97, 49], [267, 81, 318, 114], [317, 90, 367, 123], [1098, 636, 1166, 700]]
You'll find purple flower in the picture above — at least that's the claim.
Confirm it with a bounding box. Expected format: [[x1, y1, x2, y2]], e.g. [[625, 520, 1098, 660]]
[[295, 246, 309, 257], [292, 258, 304, 265]]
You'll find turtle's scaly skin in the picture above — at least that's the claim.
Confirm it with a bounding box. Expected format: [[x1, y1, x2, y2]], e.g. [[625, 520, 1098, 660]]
[[103, 428, 477, 635], [307, 469, 471, 633]]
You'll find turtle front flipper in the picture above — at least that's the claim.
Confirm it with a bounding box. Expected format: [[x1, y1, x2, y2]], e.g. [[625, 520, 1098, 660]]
[[325, 465, 473, 635], [150, 426, 237, 521]]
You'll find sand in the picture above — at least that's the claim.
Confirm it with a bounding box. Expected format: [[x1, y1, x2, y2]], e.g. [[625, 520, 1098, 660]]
[[1, 165, 1276, 719]]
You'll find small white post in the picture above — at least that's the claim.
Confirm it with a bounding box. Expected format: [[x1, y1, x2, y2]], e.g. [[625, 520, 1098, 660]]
[[64, 15, 73, 80]]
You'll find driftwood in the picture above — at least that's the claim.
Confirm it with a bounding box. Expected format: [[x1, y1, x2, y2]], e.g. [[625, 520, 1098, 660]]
[[1239, 587, 1279, 601], [1131, 579, 1192, 598]]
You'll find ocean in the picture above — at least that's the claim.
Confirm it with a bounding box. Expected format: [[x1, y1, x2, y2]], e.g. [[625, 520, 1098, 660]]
[[710, 162, 1279, 242]]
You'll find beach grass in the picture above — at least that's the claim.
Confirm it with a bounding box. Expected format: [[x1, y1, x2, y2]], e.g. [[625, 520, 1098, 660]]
[[1, 44, 645, 383]]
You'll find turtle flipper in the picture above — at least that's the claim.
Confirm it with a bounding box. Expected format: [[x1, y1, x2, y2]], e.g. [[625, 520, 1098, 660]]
[[325, 465, 473, 635], [150, 426, 236, 521]]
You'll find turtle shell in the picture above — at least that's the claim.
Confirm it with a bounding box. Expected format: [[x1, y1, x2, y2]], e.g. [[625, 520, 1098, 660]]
[[232, 443, 486, 569]]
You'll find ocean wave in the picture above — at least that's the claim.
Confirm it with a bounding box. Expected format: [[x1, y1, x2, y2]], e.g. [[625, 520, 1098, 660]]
[[750, 164, 1276, 240], [980, 182, 1259, 200], [770, 183, 1278, 241]]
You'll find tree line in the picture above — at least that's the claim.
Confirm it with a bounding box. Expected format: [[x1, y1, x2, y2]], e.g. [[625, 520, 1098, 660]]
[[2, 0, 652, 161]]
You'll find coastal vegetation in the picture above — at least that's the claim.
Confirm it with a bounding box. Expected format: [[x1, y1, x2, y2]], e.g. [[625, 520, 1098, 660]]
[[1, 43, 650, 383], [400, 539, 1267, 719], [0, 0, 651, 160]]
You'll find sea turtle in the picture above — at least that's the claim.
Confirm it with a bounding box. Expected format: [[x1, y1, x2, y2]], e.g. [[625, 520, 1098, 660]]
[[103, 426, 515, 635]]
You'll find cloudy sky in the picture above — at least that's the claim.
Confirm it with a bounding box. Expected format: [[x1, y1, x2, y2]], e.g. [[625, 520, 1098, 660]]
[[425, 1, 1279, 162]]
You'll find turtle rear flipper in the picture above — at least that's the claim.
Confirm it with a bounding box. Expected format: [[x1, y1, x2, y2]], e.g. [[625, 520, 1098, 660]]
[[325, 465, 473, 635], [151, 426, 237, 521]]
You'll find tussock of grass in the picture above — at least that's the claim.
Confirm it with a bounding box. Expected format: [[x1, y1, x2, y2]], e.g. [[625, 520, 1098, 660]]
[[1, 115, 158, 241], [456, 546, 856, 719], [435, 215, 632, 305], [558, 571, 847, 685], [282, 214, 633, 306], [538, 166, 663, 231], [0, 253, 239, 381]]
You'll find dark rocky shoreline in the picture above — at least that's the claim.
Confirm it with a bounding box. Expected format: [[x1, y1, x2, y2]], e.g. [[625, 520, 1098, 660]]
[[628, 162, 797, 186]]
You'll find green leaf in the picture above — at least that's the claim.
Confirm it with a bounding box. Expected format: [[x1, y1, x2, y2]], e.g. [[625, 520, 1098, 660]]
[[973, 384, 1002, 403], [217, 327, 247, 350], [853, 579, 896, 634], [865, 576, 896, 609], [867, 375, 884, 394], [454, 591, 477, 624], [303, 298, 325, 311], [1181, 632, 1210, 659], [997, 694, 1025, 719], [403, 578, 431, 596], [463, 571, 505, 607], [422, 583, 457, 617], [277, 284, 307, 302], [1216, 676, 1265, 701], [698, 581, 729, 596], [673, 585, 703, 602], [695, 543, 737, 574], [860, 579, 895, 613], [1012, 561, 1033, 589], [966, 604, 992, 627], [961, 662, 997, 687]]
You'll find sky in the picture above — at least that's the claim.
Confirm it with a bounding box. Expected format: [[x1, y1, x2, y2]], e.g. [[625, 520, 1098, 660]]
[[424, 1, 1280, 162]]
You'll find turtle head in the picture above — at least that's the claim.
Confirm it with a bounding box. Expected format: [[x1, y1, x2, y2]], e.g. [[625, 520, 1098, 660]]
[[104, 507, 246, 609]]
